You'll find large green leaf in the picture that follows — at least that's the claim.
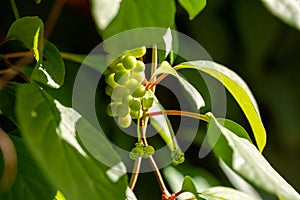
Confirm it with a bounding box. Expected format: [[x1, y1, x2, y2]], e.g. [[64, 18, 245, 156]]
[[181, 176, 202, 200], [178, 0, 206, 20], [16, 83, 127, 200], [207, 113, 300, 200], [1, 135, 56, 200], [175, 61, 266, 152], [94, 0, 176, 39], [7, 16, 44, 63], [260, 0, 300, 31], [153, 61, 205, 109], [31, 41, 65, 89]]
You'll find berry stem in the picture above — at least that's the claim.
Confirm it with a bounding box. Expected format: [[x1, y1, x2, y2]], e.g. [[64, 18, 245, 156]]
[[146, 110, 209, 122], [128, 157, 142, 190], [10, 0, 20, 20]]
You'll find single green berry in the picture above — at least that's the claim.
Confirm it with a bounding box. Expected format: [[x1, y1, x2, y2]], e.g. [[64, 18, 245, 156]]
[[106, 102, 121, 117], [131, 71, 145, 83], [115, 63, 126, 71], [133, 61, 146, 73], [111, 85, 129, 102], [118, 114, 131, 128], [132, 85, 146, 98], [114, 71, 130, 84], [129, 147, 144, 160], [116, 104, 130, 117], [122, 55, 137, 70], [142, 97, 154, 109], [130, 110, 143, 119], [129, 99, 141, 111], [125, 78, 140, 92], [122, 94, 133, 105], [124, 46, 146, 58]]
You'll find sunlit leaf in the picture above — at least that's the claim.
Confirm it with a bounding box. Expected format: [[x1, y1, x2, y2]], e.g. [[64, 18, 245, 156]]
[[7, 16, 44, 62], [16, 83, 128, 200], [175, 61, 266, 152], [181, 176, 202, 200], [153, 61, 205, 109], [178, 0, 206, 20], [31, 41, 65, 89], [207, 113, 300, 200], [261, 0, 300, 31], [90, 0, 122, 30], [199, 186, 258, 200]]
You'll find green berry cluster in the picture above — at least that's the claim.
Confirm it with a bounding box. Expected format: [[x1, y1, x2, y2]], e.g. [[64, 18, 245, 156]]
[[105, 47, 154, 128], [129, 143, 155, 160], [171, 148, 185, 165]]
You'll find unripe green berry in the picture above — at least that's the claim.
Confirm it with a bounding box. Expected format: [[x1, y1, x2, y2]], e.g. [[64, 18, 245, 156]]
[[133, 61, 146, 72], [122, 94, 133, 105], [142, 97, 154, 109], [124, 46, 146, 58], [114, 71, 130, 84], [106, 102, 121, 117], [115, 63, 126, 71], [129, 99, 141, 111], [122, 55, 137, 70], [118, 114, 131, 128], [132, 85, 146, 98], [111, 85, 129, 102], [131, 72, 145, 83], [125, 78, 140, 92], [116, 104, 130, 117], [130, 110, 143, 119], [129, 147, 144, 159]]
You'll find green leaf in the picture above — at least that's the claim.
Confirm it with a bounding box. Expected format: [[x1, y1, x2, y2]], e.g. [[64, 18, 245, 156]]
[[181, 176, 202, 200], [260, 0, 300, 31], [1, 135, 56, 200], [31, 41, 65, 89], [175, 61, 266, 152], [96, 0, 176, 39], [207, 113, 300, 200], [7, 16, 44, 63], [178, 0, 206, 20], [153, 61, 205, 109], [199, 186, 258, 200], [90, 0, 122, 30], [16, 83, 128, 200]]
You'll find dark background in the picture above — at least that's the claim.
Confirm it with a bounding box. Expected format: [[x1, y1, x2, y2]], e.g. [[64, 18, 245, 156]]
[[1, 0, 299, 199]]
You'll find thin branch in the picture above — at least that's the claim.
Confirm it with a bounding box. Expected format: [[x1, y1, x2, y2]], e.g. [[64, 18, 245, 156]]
[[44, 0, 67, 39], [10, 0, 20, 20], [146, 110, 209, 122], [148, 156, 171, 197], [3, 51, 33, 59], [2, 58, 30, 83], [128, 157, 142, 190]]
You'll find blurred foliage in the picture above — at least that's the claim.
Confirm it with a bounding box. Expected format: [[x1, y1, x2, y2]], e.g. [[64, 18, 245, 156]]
[[1, 0, 299, 199]]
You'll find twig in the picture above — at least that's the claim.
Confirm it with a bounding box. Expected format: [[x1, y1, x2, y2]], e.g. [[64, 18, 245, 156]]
[[146, 110, 209, 122]]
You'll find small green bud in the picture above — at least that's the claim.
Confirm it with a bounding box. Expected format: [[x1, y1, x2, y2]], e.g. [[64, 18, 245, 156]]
[[129, 147, 144, 160], [106, 102, 121, 117], [130, 110, 143, 119], [143, 145, 155, 158], [105, 73, 118, 87], [111, 85, 129, 102], [105, 85, 113, 96], [114, 71, 130, 84], [142, 97, 154, 109], [125, 79, 140, 92], [116, 104, 130, 117], [129, 99, 141, 111], [115, 63, 126, 71]]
